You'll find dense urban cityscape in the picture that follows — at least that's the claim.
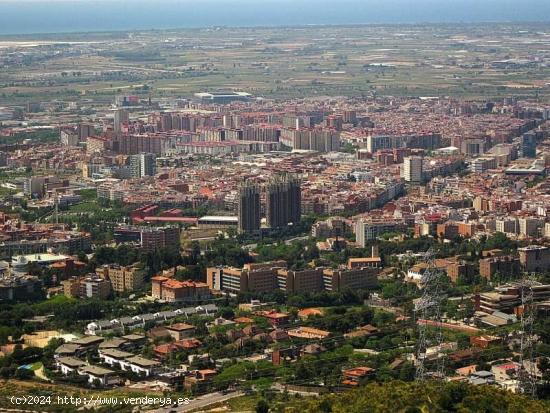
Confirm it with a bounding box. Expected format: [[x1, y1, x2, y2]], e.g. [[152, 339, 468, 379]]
[[0, 6, 549, 413]]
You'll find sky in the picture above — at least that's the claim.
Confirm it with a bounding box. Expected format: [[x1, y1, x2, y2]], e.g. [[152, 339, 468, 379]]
[[0, 0, 548, 35]]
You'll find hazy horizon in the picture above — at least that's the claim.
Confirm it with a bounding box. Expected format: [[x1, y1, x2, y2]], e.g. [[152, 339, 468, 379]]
[[0, 0, 549, 36]]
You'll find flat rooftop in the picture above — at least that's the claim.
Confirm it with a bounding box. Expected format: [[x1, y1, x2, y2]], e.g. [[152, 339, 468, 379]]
[[198, 216, 238, 222], [12, 253, 69, 264], [80, 365, 116, 376], [195, 91, 251, 98]]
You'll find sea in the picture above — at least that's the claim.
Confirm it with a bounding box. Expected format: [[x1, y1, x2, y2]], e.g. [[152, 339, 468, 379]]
[[0, 0, 548, 36]]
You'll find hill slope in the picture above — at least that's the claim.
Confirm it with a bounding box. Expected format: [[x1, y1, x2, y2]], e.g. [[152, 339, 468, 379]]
[[297, 381, 550, 413]]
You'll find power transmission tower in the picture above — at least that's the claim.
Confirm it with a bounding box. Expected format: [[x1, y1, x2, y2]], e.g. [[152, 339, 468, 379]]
[[415, 248, 446, 381], [518, 276, 537, 397]]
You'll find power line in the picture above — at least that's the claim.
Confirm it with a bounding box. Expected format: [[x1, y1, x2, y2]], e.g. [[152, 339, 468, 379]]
[[518, 274, 537, 398]]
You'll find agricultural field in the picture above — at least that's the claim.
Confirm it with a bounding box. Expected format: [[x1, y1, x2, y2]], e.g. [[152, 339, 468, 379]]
[[1, 23, 549, 105]]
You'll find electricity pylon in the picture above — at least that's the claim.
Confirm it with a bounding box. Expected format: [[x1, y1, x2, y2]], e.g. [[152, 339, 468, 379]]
[[415, 248, 446, 381]]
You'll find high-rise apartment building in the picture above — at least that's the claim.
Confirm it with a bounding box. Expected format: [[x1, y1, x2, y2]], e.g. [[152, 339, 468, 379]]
[[479, 256, 520, 280], [519, 218, 542, 238], [356, 219, 405, 247], [460, 138, 486, 156], [403, 156, 424, 183], [114, 109, 129, 134], [79, 275, 112, 299], [366, 133, 441, 153], [141, 226, 180, 252], [237, 183, 261, 233], [0, 152, 8, 168], [129, 153, 156, 178], [470, 157, 497, 173], [266, 175, 301, 229], [495, 218, 519, 235], [60, 130, 80, 146], [140, 153, 156, 177], [111, 134, 174, 156], [279, 128, 340, 152], [520, 132, 537, 158], [78, 123, 94, 140], [519, 245, 550, 273], [96, 264, 144, 293]]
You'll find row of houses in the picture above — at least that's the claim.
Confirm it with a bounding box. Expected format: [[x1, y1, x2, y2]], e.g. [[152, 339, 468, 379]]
[[54, 330, 210, 390], [56, 358, 122, 386], [85, 304, 218, 335]]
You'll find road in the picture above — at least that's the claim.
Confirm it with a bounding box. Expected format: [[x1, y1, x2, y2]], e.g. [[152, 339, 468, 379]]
[[152, 391, 243, 413], [284, 235, 308, 245]]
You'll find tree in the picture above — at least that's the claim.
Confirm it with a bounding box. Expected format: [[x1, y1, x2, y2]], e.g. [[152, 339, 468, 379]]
[[483, 232, 516, 252], [43, 337, 65, 361], [456, 333, 471, 350], [218, 307, 235, 320], [446, 300, 459, 320], [375, 365, 395, 382], [302, 380, 550, 412], [398, 362, 415, 381], [295, 362, 312, 381], [458, 300, 475, 319], [319, 399, 333, 413], [0, 366, 16, 378], [14, 368, 35, 380], [256, 399, 269, 413]]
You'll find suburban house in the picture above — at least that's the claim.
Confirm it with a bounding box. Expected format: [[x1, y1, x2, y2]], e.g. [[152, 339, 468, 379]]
[[342, 366, 376, 386], [78, 365, 121, 386], [122, 356, 161, 377], [166, 323, 196, 340], [98, 348, 134, 368], [287, 327, 331, 340], [71, 336, 104, 350], [56, 357, 86, 375], [184, 369, 217, 391]]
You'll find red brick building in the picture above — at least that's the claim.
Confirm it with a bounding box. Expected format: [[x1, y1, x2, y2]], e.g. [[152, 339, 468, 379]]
[[151, 276, 210, 302]]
